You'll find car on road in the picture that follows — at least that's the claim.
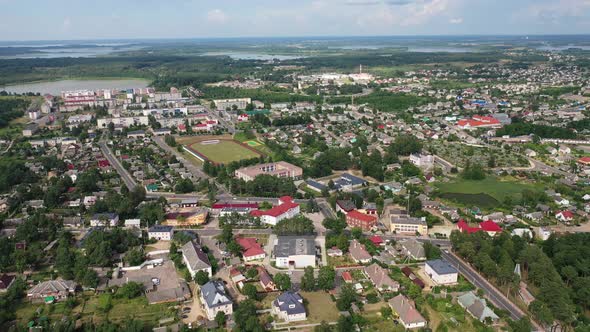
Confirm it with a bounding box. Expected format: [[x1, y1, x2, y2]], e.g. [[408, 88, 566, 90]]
[[182, 307, 191, 313], [181, 314, 188, 319], [444, 249, 449, 253]]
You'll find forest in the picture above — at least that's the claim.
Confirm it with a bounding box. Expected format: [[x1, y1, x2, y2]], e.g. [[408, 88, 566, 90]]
[[450, 231, 589, 330], [496, 123, 577, 139]]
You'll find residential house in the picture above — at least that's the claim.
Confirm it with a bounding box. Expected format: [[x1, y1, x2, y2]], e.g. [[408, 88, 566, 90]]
[[90, 213, 119, 227], [555, 210, 574, 222], [257, 266, 277, 291], [200, 280, 233, 320], [349, 240, 372, 264], [27, 280, 76, 303], [336, 200, 356, 214], [182, 240, 212, 278], [364, 263, 399, 292], [0, 274, 15, 292], [388, 294, 428, 329], [398, 239, 426, 261], [272, 292, 307, 323], [457, 292, 499, 323], [235, 237, 266, 262]]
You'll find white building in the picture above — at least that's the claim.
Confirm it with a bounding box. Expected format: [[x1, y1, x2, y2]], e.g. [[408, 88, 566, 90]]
[[124, 219, 141, 228], [200, 280, 233, 320], [272, 292, 307, 322], [96, 116, 149, 129], [148, 225, 174, 241], [409, 153, 434, 169], [90, 213, 119, 227], [274, 236, 316, 269], [181, 240, 212, 278], [424, 259, 458, 285], [250, 196, 300, 226]]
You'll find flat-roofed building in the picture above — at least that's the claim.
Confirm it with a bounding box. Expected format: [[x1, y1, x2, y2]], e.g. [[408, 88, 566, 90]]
[[274, 236, 316, 269], [391, 216, 428, 235], [235, 161, 302, 182]]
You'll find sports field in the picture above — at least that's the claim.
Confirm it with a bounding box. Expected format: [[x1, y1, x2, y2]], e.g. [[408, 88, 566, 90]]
[[184, 138, 261, 164]]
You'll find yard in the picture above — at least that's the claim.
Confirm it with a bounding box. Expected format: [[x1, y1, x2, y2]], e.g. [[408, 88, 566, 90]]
[[16, 293, 178, 328], [300, 291, 340, 324]]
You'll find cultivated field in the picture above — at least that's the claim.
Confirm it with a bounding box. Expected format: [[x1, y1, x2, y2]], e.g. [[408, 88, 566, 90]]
[[178, 135, 262, 164]]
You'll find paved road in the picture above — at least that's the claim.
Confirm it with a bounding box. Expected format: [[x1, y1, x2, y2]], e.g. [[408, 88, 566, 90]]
[[441, 250, 525, 322], [99, 139, 138, 191], [152, 135, 209, 180]]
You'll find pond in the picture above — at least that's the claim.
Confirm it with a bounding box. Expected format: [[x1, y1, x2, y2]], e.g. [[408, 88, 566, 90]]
[[0, 79, 151, 95]]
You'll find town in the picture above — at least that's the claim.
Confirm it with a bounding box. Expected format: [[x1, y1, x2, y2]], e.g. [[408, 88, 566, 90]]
[[0, 34, 589, 332]]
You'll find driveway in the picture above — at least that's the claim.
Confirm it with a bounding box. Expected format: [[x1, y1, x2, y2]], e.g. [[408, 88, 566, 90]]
[[182, 283, 207, 324]]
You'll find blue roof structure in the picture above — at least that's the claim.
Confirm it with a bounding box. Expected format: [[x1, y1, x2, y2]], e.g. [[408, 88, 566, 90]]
[[333, 173, 367, 190], [148, 225, 174, 233], [274, 292, 305, 315], [306, 179, 327, 191], [426, 259, 457, 275]]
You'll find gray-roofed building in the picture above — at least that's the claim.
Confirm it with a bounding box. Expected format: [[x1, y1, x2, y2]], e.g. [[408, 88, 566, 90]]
[[272, 291, 307, 322], [336, 200, 356, 213], [274, 236, 316, 269], [398, 239, 426, 261], [182, 240, 212, 278], [391, 216, 428, 235], [332, 173, 367, 191], [364, 263, 399, 292], [349, 239, 372, 264], [27, 279, 76, 303], [388, 294, 427, 329], [306, 179, 327, 192], [200, 280, 233, 320], [425, 259, 458, 285], [457, 292, 499, 323], [148, 225, 174, 241]]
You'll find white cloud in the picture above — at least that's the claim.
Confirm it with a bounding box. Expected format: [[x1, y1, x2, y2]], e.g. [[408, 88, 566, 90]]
[[206, 9, 228, 24], [449, 17, 463, 24], [400, 0, 452, 26]]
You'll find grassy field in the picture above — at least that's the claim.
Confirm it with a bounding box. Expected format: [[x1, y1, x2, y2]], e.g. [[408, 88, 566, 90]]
[[300, 291, 340, 324], [436, 176, 541, 209], [179, 136, 262, 164]]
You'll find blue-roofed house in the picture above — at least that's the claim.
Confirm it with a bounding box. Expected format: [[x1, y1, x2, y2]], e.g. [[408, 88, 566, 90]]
[[200, 280, 233, 320], [424, 259, 458, 285], [272, 291, 307, 322], [148, 225, 174, 241]]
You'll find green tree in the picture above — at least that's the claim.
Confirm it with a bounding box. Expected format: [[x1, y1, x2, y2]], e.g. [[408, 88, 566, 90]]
[[194, 270, 210, 286], [274, 273, 292, 291], [300, 266, 316, 291], [242, 283, 258, 300], [317, 266, 336, 291]]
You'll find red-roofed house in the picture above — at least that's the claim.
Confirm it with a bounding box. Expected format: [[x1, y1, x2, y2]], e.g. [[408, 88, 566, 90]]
[[235, 237, 266, 261], [97, 159, 110, 168], [478, 220, 502, 236], [456, 220, 480, 234], [250, 196, 300, 226], [578, 157, 590, 166], [342, 271, 353, 283], [369, 235, 385, 247], [346, 210, 378, 231], [555, 210, 574, 222]]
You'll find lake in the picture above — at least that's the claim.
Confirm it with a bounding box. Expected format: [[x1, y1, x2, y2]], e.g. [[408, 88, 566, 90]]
[[0, 79, 151, 95], [200, 51, 305, 60]]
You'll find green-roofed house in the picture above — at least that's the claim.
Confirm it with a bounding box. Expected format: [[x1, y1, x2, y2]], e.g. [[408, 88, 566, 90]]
[[146, 184, 159, 192]]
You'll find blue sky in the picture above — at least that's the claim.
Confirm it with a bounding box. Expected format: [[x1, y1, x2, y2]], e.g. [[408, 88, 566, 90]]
[[1, 0, 589, 40]]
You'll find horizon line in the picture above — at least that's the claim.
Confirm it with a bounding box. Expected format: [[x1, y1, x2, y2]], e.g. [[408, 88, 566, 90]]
[[2, 33, 590, 43]]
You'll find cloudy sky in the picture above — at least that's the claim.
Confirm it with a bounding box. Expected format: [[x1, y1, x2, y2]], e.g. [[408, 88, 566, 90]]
[[1, 0, 589, 40]]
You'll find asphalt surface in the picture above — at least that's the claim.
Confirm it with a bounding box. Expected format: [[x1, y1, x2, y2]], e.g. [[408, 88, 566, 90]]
[[99, 140, 138, 191]]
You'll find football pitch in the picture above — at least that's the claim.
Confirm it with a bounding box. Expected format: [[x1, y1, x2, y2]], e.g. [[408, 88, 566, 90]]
[[185, 139, 261, 164]]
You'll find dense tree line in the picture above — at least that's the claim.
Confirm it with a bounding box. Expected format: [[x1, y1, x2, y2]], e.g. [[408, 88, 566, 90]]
[[228, 174, 297, 197], [0, 158, 37, 193], [273, 215, 315, 236], [332, 91, 433, 113], [272, 115, 312, 127], [496, 123, 577, 139], [0, 98, 28, 128]]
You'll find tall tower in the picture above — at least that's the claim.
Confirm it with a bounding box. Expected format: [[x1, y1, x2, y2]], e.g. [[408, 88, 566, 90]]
[[359, 64, 363, 74]]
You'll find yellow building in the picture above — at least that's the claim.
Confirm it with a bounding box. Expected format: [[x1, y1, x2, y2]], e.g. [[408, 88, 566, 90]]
[[390, 216, 428, 235]]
